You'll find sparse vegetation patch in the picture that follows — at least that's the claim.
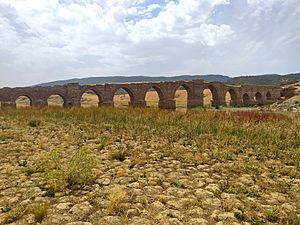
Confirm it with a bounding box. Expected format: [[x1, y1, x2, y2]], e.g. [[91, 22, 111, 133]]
[[0, 107, 299, 224]]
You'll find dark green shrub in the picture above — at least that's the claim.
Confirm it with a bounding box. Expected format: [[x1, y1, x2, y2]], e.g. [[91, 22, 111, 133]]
[[28, 119, 41, 127]]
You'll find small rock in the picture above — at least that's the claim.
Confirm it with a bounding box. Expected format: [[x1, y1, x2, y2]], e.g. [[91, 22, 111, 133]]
[[136, 195, 149, 205], [66, 222, 93, 225], [99, 216, 122, 225], [197, 181, 206, 188], [282, 203, 296, 212], [158, 209, 184, 221], [166, 200, 181, 209], [271, 192, 286, 203], [238, 174, 254, 186], [161, 218, 183, 225], [97, 178, 111, 186], [56, 202, 73, 212], [150, 201, 166, 212], [188, 206, 204, 217], [178, 198, 197, 208], [188, 218, 209, 225], [46, 214, 73, 224], [129, 217, 151, 225], [69, 201, 93, 218], [127, 208, 140, 217], [205, 178, 215, 183], [202, 198, 221, 209], [144, 185, 163, 196], [194, 189, 214, 199], [213, 212, 236, 221], [205, 184, 221, 195], [215, 222, 224, 225], [89, 209, 105, 222]]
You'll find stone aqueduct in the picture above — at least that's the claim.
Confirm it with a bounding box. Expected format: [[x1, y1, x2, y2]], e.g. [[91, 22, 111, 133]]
[[0, 80, 282, 109]]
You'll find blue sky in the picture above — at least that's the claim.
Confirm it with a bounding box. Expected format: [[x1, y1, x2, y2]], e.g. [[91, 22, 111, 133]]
[[0, 0, 299, 87]]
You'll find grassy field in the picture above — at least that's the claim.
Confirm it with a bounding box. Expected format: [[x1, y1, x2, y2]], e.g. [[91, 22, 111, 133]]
[[0, 107, 299, 225]]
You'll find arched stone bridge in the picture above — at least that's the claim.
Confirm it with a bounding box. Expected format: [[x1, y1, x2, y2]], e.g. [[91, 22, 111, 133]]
[[0, 80, 282, 109]]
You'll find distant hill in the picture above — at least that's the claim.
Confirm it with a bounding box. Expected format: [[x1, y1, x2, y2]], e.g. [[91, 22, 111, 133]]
[[37, 73, 300, 87], [226, 73, 300, 86], [37, 75, 230, 86]]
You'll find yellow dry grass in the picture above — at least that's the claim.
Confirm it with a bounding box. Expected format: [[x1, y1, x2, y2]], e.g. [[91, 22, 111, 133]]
[[0, 107, 299, 224]]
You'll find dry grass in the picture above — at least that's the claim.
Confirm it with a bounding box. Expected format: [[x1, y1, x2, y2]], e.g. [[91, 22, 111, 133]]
[[0, 107, 299, 224], [107, 186, 127, 215], [33, 203, 49, 223]]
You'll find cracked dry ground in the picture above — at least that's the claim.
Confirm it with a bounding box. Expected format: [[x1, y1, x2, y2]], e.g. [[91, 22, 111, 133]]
[[0, 108, 299, 225]]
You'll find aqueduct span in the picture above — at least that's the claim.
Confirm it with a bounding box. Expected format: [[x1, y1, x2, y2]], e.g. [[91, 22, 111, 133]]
[[0, 80, 282, 109]]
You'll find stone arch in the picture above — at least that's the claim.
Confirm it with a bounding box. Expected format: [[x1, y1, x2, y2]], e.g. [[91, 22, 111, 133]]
[[47, 94, 66, 107], [144, 85, 165, 100], [15, 95, 33, 108], [242, 93, 251, 106], [80, 89, 103, 107], [225, 89, 238, 106], [145, 86, 161, 108], [143, 85, 165, 108], [113, 87, 135, 108], [254, 92, 263, 105], [266, 91, 272, 100], [203, 84, 219, 107], [173, 84, 191, 110]]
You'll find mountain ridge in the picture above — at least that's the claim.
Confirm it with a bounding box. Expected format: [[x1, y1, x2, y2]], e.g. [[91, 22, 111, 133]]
[[227, 73, 300, 86], [36, 75, 229, 86], [36, 73, 300, 87]]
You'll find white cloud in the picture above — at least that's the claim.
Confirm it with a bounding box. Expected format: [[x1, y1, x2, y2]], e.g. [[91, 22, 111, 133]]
[[246, 0, 279, 18], [0, 17, 21, 50], [0, 0, 299, 86]]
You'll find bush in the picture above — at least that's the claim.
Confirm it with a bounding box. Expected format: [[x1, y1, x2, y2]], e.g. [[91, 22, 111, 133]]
[[40, 148, 69, 193], [33, 203, 49, 223], [109, 148, 127, 162], [98, 134, 110, 150], [28, 119, 41, 127], [68, 148, 96, 186], [40, 148, 96, 193]]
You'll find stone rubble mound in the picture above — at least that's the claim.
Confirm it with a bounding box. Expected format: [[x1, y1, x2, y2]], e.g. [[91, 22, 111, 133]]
[[269, 99, 300, 112]]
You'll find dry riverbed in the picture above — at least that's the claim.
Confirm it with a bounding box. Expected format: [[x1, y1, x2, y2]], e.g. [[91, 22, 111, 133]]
[[0, 108, 299, 225]]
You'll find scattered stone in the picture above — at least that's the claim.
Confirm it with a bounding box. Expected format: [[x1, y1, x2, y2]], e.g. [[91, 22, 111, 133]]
[[238, 174, 255, 186], [98, 216, 122, 225], [161, 218, 183, 225], [66, 222, 93, 225], [96, 178, 111, 186], [188, 218, 209, 225], [205, 184, 221, 195], [281, 203, 296, 212], [127, 208, 140, 217], [56, 202, 73, 212], [150, 201, 166, 212], [188, 206, 204, 217], [69, 201, 93, 218], [129, 217, 152, 225], [158, 209, 184, 221], [194, 189, 214, 199]]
